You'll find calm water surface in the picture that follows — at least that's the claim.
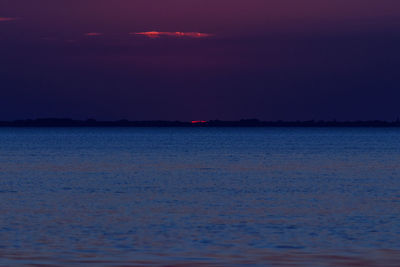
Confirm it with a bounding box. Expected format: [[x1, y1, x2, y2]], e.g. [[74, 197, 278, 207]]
[[0, 128, 399, 266]]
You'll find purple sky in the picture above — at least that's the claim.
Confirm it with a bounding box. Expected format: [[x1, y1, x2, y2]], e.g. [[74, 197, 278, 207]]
[[1, 0, 400, 120]]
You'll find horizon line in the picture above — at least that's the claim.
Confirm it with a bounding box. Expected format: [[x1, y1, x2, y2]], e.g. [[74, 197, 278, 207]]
[[1, 118, 400, 127]]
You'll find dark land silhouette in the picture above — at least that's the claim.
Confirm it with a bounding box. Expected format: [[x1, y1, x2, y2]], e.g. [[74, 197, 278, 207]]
[[1, 118, 400, 127]]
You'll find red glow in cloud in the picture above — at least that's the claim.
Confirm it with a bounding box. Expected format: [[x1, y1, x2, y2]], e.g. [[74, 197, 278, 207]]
[[132, 31, 213, 38], [84, 32, 103, 36], [0, 17, 18, 22]]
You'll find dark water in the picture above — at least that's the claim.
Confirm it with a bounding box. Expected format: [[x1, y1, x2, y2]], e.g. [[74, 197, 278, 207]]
[[0, 128, 399, 266]]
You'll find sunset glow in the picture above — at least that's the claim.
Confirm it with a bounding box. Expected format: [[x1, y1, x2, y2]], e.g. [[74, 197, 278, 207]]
[[133, 31, 213, 38], [191, 121, 207, 124]]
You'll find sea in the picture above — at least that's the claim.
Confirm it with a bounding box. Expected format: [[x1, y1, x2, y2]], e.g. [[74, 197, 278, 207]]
[[0, 127, 399, 266]]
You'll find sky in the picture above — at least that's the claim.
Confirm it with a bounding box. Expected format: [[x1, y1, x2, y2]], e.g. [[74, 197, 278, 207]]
[[1, 0, 400, 121]]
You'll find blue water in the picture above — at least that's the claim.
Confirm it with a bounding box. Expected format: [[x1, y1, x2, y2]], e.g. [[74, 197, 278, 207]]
[[0, 128, 399, 266]]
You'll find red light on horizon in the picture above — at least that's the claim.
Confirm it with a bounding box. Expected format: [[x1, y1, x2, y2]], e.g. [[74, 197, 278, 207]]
[[191, 121, 207, 124]]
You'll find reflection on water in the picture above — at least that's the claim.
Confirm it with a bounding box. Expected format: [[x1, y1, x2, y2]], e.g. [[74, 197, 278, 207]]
[[0, 128, 399, 266]]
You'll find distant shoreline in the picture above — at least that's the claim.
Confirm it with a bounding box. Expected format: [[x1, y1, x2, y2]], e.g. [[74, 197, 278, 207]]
[[1, 119, 400, 127]]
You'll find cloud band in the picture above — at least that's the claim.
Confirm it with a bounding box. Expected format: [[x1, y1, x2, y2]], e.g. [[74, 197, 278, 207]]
[[132, 31, 214, 38]]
